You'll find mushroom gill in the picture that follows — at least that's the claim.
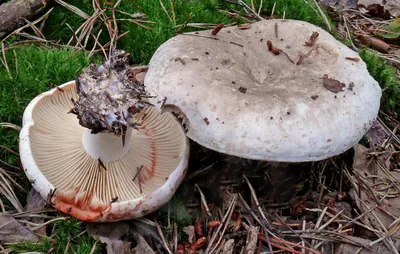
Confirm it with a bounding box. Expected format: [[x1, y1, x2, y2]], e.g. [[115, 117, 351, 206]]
[[29, 82, 186, 205]]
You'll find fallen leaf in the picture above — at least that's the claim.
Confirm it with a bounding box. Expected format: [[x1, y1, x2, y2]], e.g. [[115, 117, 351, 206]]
[[322, 74, 346, 93], [366, 120, 388, 147], [320, 0, 358, 10], [26, 188, 45, 211], [182, 225, 195, 243], [132, 232, 155, 254], [132, 220, 163, 245], [336, 235, 400, 253], [25, 188, 46, 236], [87, 222, 132, 254], [358, 0, 400, 16], [350, 145, 400, 229], [0, 213, 38, 243], [222, 239, 235, 254], [378, 17, 400, 39], [366, 4, 391, 19]]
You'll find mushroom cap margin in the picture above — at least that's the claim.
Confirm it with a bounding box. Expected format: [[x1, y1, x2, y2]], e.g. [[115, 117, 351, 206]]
[[19, 81, 190, 222]]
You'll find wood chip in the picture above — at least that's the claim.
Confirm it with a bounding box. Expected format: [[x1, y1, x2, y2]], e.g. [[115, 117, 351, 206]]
[[345, 57, 360, 62]]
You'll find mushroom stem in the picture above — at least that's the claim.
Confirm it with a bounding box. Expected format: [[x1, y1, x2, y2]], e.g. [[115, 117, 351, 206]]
[[82, 127, 133, 162]]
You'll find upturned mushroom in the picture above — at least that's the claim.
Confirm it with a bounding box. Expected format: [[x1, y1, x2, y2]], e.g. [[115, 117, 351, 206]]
[[19, 51, 189, 222], [144, 20, 382, 162]]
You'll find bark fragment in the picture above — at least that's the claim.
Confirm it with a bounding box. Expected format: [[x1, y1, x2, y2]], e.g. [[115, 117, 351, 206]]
[[0, 0, 50, 39]]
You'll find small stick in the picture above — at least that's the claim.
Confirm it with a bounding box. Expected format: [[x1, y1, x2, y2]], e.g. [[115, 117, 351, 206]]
[[267, 40, 294, 64], [159, 0, 173, 24], [270, 2, 276, 17], [345, 57, 360, 62], [280, 51, 294, 64], [258, 0, 263, 16], [160, 96, 167, 110], [175, 57, 185, 65], [178, 33, 219, 41], [296, 48, 317, 65], [98, 158, 107, 171], [1, 42, 11, 79], [310, 0, 331, 31], [274, 22, 278, 38], [155, 220, 173, 254], [229, 41, 243, 47], [207, 194, 237, 254], [46, 188, 57, 207], [195, 184, 212, 217], [259, 236, 304, 254], [243, 175, 273, 231], [56, 86, 64, 92], [268, 236, 321, 254], [132, 165, 143, 194]]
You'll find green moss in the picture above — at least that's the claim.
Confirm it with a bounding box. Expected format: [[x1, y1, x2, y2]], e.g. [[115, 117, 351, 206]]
[[8, 218, 98, 254], [43, 0, 234, 64], [42, 0, 329, 64], [0, 47, 92, 122], [8, 238, 52, 253], [242, 0, 329, 27], [359, 49, 400, 114], [0, 46, 95, 207], [53, 218, 97, 253]]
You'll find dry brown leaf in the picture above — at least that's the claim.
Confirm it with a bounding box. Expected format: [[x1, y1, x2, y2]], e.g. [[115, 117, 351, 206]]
[[351, 145, 400, 229], [322, 74, 346, 93], [132, 232, 155, 254], [222, 239, 235, 254], [25, 188, 45, 211], [321, 0, 358, 10], [358, 0, 400, 16], [182, 225, 195, 243], [0, 213, 38, 242], [87, 222, 132, 254], [25, 188, 46, 236], [366, 120, 388, 147], [132, 220, 163, 245], [335, 235, 400, 253], [366, 3, 391, 19]]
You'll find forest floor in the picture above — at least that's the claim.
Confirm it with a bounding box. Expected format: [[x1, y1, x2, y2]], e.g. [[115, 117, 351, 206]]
[[0, 0, 399, 253]]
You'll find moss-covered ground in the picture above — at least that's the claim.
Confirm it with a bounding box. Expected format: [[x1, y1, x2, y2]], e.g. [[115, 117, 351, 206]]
[[0, 0, 398, 252]]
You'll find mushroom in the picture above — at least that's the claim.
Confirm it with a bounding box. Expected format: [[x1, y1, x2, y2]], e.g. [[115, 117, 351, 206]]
[[19, 51, 189, 222], [144, 20, 381, 161]]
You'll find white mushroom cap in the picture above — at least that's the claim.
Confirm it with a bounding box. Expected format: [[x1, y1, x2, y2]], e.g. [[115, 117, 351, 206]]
[[144, 19, 381, 162], [19, 81, 189, 222]]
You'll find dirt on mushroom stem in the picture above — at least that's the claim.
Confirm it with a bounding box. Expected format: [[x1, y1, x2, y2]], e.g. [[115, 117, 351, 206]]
[[70, 50, 152, 141]]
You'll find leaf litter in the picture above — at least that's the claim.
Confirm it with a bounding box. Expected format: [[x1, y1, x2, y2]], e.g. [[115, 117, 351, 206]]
[[0, 213, 38, 243]]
